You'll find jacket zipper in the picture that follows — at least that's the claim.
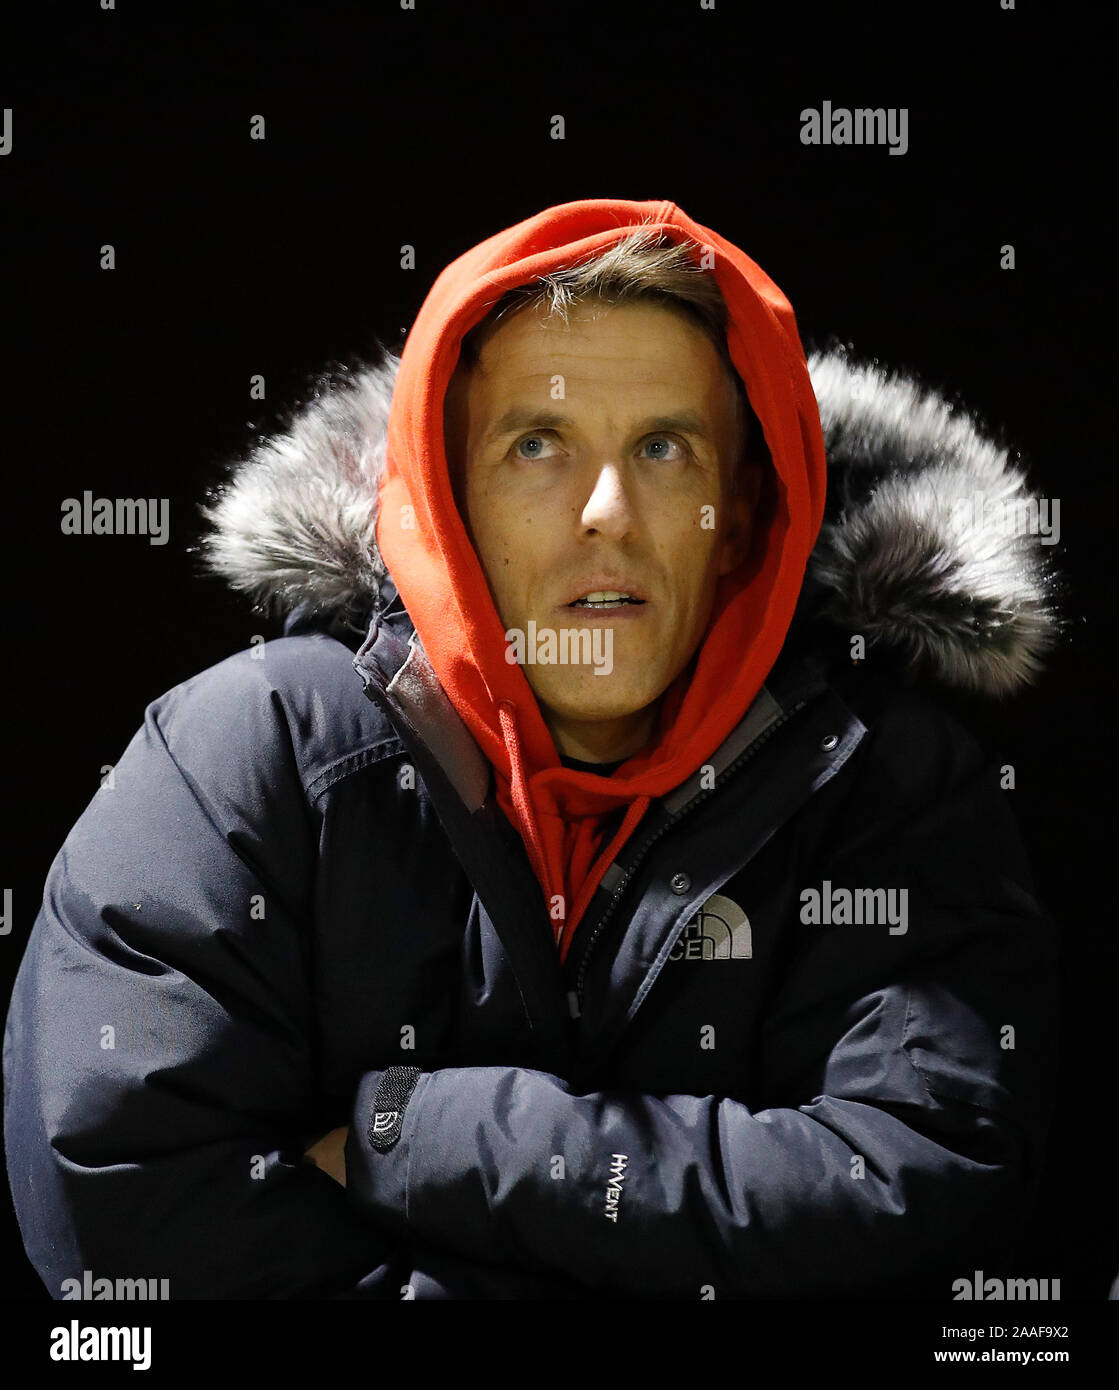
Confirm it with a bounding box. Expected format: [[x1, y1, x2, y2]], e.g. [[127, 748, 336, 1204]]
[[574, 692, 816, 1008]]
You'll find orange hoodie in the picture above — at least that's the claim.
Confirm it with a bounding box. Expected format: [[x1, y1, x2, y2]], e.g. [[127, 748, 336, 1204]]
[[376, 198, 827, 964]]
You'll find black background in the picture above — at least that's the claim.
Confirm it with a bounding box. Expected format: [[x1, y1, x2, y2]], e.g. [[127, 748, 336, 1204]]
[[1, 0, 1114, 1319]]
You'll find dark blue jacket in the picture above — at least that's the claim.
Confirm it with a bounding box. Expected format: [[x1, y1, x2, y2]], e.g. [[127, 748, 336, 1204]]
[[3, 348, 1064, 1299]]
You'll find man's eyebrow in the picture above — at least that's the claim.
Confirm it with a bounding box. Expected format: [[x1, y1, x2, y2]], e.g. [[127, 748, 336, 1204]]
[[483, 407, 714, 445], [484, 408, 573, 444]]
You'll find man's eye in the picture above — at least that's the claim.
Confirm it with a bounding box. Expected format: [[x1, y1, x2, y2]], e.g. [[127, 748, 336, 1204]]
[[514, 434, 557, 460], [642, 435, 685, 461]]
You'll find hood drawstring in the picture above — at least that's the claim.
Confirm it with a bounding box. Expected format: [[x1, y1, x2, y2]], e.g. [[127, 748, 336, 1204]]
[[501, 697, 653, 957], [497, 698, 551, 892], [561, 794, 651, 960]]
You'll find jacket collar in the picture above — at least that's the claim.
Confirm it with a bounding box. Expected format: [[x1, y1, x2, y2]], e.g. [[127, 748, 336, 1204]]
[[351, 591, 832, 830]]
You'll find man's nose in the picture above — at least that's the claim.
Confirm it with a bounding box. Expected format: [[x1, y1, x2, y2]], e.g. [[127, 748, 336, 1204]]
[[580, 463, 635, 539]]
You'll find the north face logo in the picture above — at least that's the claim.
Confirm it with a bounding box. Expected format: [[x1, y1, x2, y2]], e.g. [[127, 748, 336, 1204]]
[[668, 893, 752, 962]]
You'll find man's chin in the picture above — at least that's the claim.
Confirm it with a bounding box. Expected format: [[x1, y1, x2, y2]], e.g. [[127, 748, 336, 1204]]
[[531, 682, 662, 728]]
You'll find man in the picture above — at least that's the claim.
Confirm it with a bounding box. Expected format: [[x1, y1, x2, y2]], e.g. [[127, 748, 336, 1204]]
[[3, 197, 1062, 1299]]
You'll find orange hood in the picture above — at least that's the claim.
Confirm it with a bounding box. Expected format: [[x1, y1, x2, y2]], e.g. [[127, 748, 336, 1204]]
[[375, 197, 828, 962]]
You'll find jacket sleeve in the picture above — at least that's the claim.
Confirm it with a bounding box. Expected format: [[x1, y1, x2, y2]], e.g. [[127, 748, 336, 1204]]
[[343, 692, 1061, 1299], [1, 652, 583, 1301]]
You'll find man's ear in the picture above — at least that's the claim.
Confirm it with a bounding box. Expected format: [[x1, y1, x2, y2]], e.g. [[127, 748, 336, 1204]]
[[717, 464, 763, 576]]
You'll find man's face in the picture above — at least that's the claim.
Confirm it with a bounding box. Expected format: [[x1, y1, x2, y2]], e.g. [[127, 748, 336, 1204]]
[[445, 299, 757, 762]]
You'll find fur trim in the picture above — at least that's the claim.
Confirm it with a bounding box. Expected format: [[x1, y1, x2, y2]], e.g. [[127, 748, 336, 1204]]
[[196, 358, 395, 630], [193, 345, 1062, 696], [807, 346, 1062, 696]]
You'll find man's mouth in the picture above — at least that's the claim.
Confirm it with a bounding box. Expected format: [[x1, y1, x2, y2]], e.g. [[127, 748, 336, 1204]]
[[567, 590, 647, 609]]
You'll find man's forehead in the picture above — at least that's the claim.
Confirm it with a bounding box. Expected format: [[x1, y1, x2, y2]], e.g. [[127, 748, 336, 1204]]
[[472, 300, 720, 375], [463, 309, 735, 417]]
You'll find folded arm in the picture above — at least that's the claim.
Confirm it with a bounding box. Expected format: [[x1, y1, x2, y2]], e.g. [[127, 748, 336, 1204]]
[[2, 659, 583, 1300]]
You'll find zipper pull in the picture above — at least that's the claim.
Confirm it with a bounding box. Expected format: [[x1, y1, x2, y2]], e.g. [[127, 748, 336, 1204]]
[[566, 990, 581, 1019]]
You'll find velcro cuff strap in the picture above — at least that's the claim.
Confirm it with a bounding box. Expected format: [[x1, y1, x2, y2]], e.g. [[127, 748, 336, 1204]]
[[368, 1066, 422, 1152]]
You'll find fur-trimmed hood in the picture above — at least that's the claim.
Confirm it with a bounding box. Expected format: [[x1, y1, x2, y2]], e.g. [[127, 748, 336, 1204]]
[[195, 344, 1063, 698]]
